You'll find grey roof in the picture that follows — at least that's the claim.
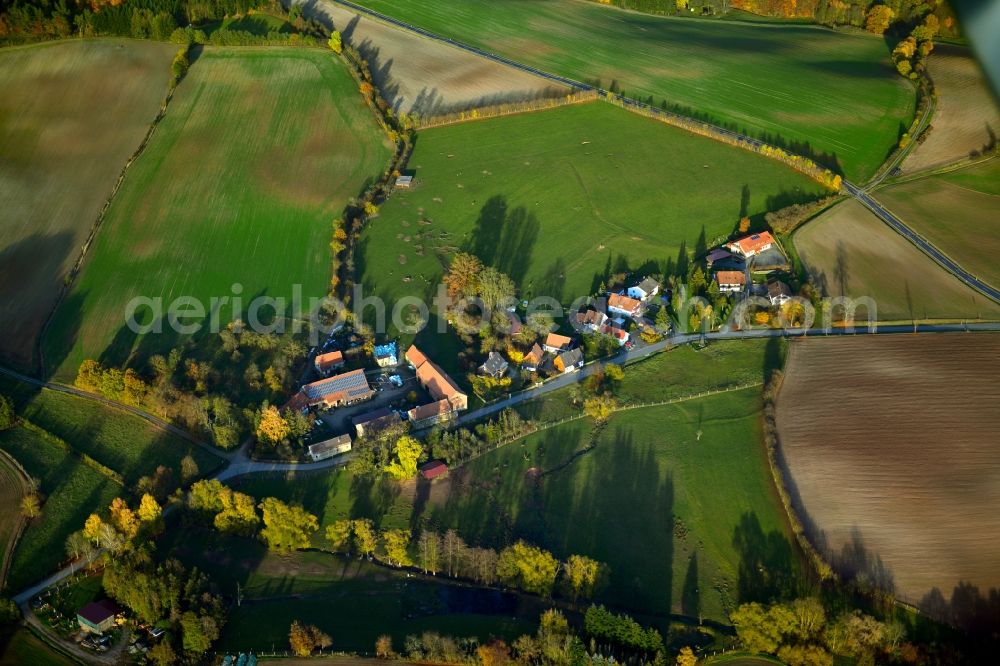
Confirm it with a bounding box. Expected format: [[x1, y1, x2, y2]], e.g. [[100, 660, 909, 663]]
[[480, 352, 509, 375], [303, 369, 372, 402], [558, 348, 584, 368], [636, 277, 659, 294], [308, 434, 352, 456], [352, 407, 394, 426]]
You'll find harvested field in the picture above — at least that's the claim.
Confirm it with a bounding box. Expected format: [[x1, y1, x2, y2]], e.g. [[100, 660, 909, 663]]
[[877, 158, 1000, 290], [302, 0, 571, 114], [776, 334, 1000, 607], [0, 453, 29, 591], [902, 46, 1000, 173], [793, 198, 1000, 321], [0, 39, 176, 368], [43, 47, 392, 380]]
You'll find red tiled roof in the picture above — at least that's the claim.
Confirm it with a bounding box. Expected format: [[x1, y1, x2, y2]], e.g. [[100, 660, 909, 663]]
[[716, 270, 746, 286], [408, 399, 453, 422], [544, 333, 572, 350], [608, 293, 642, 313], [420, 460, 448, 479], [524, 343, 544, 365], [408, 345, 468, 410], [314, 350, 344, 369], [405, 345, 428, 368], [728, 231, 774, 256]]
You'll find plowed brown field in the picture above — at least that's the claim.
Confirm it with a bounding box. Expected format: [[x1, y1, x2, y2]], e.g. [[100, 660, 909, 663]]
[[775, 334, 1000, 607]]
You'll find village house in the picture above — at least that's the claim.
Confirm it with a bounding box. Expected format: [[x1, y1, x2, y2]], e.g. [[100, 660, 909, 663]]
[[313, 350, 344, 376], [353, 407, 402, 438], [479, 351, 509, 378], [767, 280, 793, 306], [706, 247, 737, 269], [600, 324, 630, 346], [627, 277, 660, 302], [716, 270, 747, 294], [575, 308, 608, 333], [726, 231, 775, 258], [406, 344, 469, 413], [607, 293, 643, 318], [419, 460, 448, 480], [308, 434, 352, 462], [291, 368, 375, 410], [395, 175, 413, 189], [553, 348, 585, 374], [77, 600, 120, 635], [506, 312, 523, 335], [407, 399, 456, 429], [542, 333, 574, 354], [522, 343, 545, 372], [374, 342, 398, 368]]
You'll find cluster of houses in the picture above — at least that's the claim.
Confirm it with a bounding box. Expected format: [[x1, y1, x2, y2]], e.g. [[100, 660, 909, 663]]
[[708, 230, 793, 306]]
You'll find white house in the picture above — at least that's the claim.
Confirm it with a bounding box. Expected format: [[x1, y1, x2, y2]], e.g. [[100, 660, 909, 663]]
[[627, 277, 660, 302], [726, 231, 775, 258], [607, 293, 643, 318]]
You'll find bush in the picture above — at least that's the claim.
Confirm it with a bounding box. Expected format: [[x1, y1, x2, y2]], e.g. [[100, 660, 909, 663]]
[[0, 394, 15, 430]]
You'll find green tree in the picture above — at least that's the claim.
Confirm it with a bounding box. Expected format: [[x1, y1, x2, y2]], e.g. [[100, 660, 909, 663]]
[[328, 30, 342, 53], [381, 528, 413, 566], [0, 394, 16, 430], [352, 518, 378, 557], [864, 5, 895, 35], [497, 541, 560, 596], [385, 435, 423, 479], [326, 519, 353, 552], [180, 611, 218, 655], [258, 498, 318, 552], [583, 395, 616, 422], [562, 554, 604, 603], [214, 490, 259, 536], [477, 266, 516, 311]]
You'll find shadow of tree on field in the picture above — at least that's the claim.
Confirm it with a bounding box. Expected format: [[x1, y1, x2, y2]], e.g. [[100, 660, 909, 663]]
[[463, 196, 540, 288], [732, 511, 798, 604]]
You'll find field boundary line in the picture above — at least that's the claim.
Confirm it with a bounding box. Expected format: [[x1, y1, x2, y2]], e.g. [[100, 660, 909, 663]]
[[414, 90, 598, 129], [878, 153, 999, 188], [0, 449, 32, 592], [36, 68, 180, 378]]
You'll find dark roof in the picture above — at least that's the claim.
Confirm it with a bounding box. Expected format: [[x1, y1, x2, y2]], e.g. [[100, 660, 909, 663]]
[[768, 281, 792, 298], [352, 407, 394, 426], [78, 599, 119, 625], [480, 352, 509, 375], [635, 277, 659, 294], [558, 348, 584, 367], [303, 369, 372, 402], [420, 460, 448, 479]]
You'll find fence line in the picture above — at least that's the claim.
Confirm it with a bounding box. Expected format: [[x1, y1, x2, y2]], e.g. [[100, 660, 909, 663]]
[[415, 90, 599, 129]]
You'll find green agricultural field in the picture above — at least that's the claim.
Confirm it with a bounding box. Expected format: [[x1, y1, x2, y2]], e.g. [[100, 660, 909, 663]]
[[0, 425, 121, 591], [0, 627, 78, 666], [877, 159, 1000, 289], [2, 382, 221, 485], [164, 530, 539, 654], [360, 101, 825, 331], [0, 39, 176, 368], [43, 47, 393, 381], [794, 198, 1000, 322], [351, 0, 915, 180], [425, 388, 802, 622]]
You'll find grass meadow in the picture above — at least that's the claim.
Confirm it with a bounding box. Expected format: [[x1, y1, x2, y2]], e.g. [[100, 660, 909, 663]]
[[877, 159, 1000, 289], [352, 0, 915, 181], [0, 39, 176, 368], [0, 627, 78, 666], [43, 47, 393, 381], [0, 425, 121, 591], [359, 101, 825, 336], [793, 198, 1000, 322], [425, 389, 801, 623], [0, 455, 27, 590]]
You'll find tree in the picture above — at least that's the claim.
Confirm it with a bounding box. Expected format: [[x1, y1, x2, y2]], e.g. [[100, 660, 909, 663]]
[[20, 493, 41, 519], [328, 30, 342, 53], [477, 267, 515, 311], [256, 404, 290, 445], [353, 519, 378, 557], [215, 490, 259, 536], [676, 646, 698, 666], [376, 634, 395, 658], [497, 541, 560, 596], [478, 640, 512, 666], [0, 394, 15, 430], [442, 529, 465, 577], [290, 620, 332, 656], [181, 611, 218, 655], [562, 555, 604, 603], [75, 360, 103, 392], [418, 530, 441, 574], [895, 59, 913, 77], [258, 498, 318, 552], [583, 395, 616, 422], [731, 602, 783, 654], [382, 529, 413, 566], [148, 641, 177, 666], [864, 5, 894, 35], [110, 497, 139, 540], [83, 514, 103, 544], [180, 454, 199, 484], [688, 266, 707, 295], [777, 644, 833, 666], [738, 216, 751, 233], [137, 494, 161, 523], [98, 523, 126, 553], [364, 201, 379, 217], [385, 435, 423, 479], [326, 520, 353, 552], [444, 252, 483, 299]]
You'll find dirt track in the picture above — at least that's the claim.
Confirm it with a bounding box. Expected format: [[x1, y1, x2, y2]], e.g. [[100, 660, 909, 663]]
[[775, 334, 1000, 607], [300, 0, 570, 115], [903, 46, 1000, 173]]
